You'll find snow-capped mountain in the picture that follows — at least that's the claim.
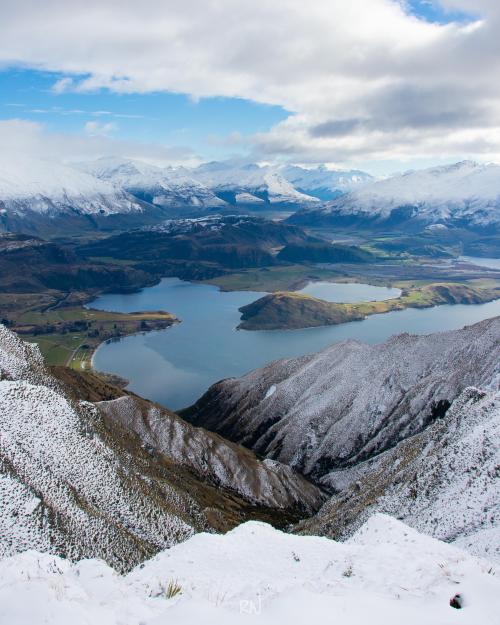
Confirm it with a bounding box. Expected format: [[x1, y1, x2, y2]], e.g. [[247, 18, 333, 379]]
[[1, 515, 498, 624], [280, 164, 374, 200], [192, 161, 321, 205], [0, 155, 144, 218], [0, 324, 323, 571], [290, 161, 500, 230], [78, 157, 227, 210]]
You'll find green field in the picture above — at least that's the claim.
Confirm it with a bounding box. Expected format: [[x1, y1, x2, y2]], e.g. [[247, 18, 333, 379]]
[[204, 265, 356, 292], [19, 307, 177, 368]]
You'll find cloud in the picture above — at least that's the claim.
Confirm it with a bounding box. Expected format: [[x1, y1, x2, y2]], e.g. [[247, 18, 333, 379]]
[[84, 120, 117, 136], [52, 77, 74, 93], [0, 119, 200, 166], [1, 0, 500, 165]]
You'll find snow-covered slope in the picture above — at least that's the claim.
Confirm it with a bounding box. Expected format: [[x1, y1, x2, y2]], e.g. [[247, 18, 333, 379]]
[[0, 325, 323, 571], [291, 161, 500, 229], [82, 158, 371, 207], [193, 161, 320, 205], [79, 157, 227, 210], [0, 155, 372, 233], [0, 155, 143, 218], [189, 316, 500, 478], [297, 386, 500, 562], [280, 164, 374, 200], [1, 515, 499, 625]]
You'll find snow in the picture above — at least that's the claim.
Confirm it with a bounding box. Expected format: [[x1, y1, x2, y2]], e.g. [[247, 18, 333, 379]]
[[78, 157, 227, 209], [0, 515, 499, 624], [193, 161, 320, 204], [281, 164, 374, 197], [317, 160, 500, 226], [302, 386, 500, 562], [264, 384, 276, 399], [0, 154, 142, 216], [235, 191, 265, 204]]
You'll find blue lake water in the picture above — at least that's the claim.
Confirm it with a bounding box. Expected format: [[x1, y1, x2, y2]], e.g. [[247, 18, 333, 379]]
[[459, 256, 500, 270], [297, 281, 401, 302], [91, 277, 500, 410]]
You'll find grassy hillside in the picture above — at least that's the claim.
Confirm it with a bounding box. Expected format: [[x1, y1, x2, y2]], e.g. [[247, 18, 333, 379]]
[[238, 282, 500, 330]]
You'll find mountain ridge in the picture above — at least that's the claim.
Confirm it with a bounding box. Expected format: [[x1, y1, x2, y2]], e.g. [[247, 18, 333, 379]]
[[290, 160, 500, 231]]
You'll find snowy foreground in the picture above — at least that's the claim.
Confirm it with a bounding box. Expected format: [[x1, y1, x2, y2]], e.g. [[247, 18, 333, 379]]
[[1, 514, 499, 625]]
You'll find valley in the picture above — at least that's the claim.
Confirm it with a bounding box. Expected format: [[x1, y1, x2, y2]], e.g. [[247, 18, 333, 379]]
[[3, 4, 500, 622], [1, 217, 499, 403], [0, 160, 499, 624]]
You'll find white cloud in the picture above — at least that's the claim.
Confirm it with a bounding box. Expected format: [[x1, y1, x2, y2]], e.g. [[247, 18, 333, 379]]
[[0, 119, 200, 166], [84, 120, 117, 136], [52, 77, 74, 93], [1, 0, 500, 165]]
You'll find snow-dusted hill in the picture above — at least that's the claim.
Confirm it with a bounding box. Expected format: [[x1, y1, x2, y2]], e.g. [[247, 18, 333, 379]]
[[189, 316, 500, 476], [188, 318, 500, 556], [1, 515, 498, 625], [0, 324, 323, 570], [78, 157, 227, 210], [0, 155, 144, 218], [291, 161, 500, 229], [297, 386, 500, 562]]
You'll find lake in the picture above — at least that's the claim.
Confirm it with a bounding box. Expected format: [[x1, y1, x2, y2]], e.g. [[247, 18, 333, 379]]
[[459, 256, 500, 271], [297, 281, 401, 302], [91, 277, 500, 410]]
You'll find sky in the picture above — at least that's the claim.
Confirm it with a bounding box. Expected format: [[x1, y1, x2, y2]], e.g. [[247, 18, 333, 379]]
[[0, 0, 498, 175]]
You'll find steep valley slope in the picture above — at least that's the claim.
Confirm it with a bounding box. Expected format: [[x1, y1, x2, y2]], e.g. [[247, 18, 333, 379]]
[[0, 325, 324, 572], [187, 317, 499, 477], [186, 317, 500, 559]]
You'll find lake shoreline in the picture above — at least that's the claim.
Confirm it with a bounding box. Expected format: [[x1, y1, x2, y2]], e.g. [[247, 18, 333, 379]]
[[90, 276, 500, 410]]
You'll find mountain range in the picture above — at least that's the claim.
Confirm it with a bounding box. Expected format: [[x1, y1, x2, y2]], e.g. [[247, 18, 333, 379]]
[[290, 161, 500, 231], [0, 154, 371, 234], [3, 156, 500, 236]]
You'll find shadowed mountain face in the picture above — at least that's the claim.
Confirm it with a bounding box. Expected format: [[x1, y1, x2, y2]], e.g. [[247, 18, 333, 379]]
[[0, 233, 155, 294], [294, 386, 500, 562], [186, 317, 500, 482], [0, 325, 324, 572], [78, 215, 318, 270]]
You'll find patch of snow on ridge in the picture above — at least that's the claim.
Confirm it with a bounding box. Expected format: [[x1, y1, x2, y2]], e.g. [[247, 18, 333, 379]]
[[0, 379, 193, 565], [235, 191, 265, 204], [264, 384, 277, 399], [0, 323, 48, 384], [0, 515, 499, 625]]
